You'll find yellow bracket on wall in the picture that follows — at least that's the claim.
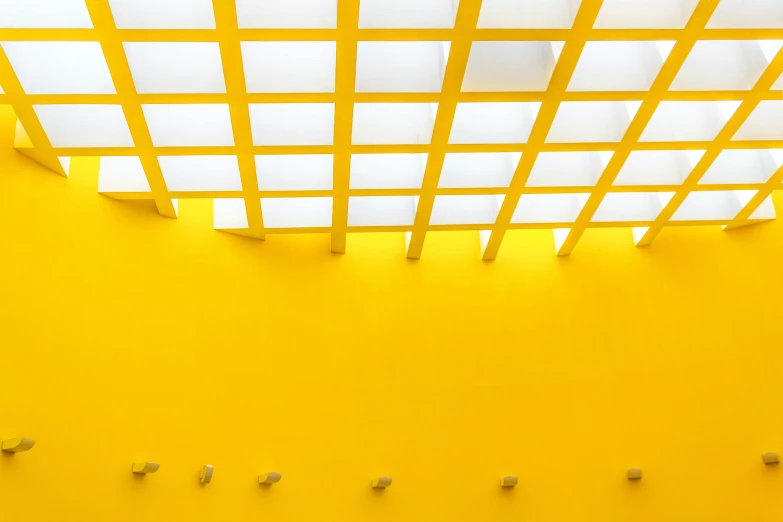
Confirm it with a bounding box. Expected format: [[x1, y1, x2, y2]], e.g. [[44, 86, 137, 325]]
[[762, 453, 779, 465], [258, 472, 282, 484], [627, 469, 642, 480], [132, 462, 160, 475], [13, 119, 66, 176], [1, 437, 35, 453], [200, 464, 214, 484], [371, 477, 392, 488], [500, 476, 518, 488]]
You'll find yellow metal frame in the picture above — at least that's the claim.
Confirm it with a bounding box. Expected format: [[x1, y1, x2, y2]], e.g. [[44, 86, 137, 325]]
[[0, 0, 781, 257]]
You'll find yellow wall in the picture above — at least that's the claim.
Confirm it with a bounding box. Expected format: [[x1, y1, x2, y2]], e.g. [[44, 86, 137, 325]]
[[1, 103, 782, 522]]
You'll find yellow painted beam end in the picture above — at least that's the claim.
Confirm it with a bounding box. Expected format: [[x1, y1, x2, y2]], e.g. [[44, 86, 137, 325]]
[[371, 477, 392, 488], [1, 437, 35, 453], [258, 472, 282, 484], [132, 462, 160, 474]]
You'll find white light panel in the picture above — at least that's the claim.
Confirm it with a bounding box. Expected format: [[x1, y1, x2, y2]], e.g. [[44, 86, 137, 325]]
[[699, 149, 783, 185], [671, 190, 749, 221], [352, 103, 436, 145], [241, 41, 336, 93], [142, 104, 234, 147], [594, 0, 700, 29], [0, 0, 93, 29], [256, 155, 334, 191], [641, 101, 739, 142], [463, 41, 560, 92], [98, 156, 151, 192], [733, 101, 783, 141], [356, 41, 448, 93], [671, 40, 777, 91], [439, 153, 520, 188], [450, 103, 538, 144], [107, 0, 216, 29], [158, 155, 242, 191], [430, 195, 504, 225], [235, 0, 337, 28], [568, 41, 669, 92], [707, 0, 783, 29], [547, 102, 635, 143], [359, 0, 459, 28], [613, 150, 700, 186], [2, 41, 115, 95], [261, 197, 333, 228], [477, 0, 579, 29], [511, 194, 589, 223], [348, 196, 418, 226], [350, 154, 427, 189], [592, 192, 673, 222], [124, 42, 226, 94], [527, 152, 610, 187], [249, 103, 335, 146], [34, 104, 134, 148]]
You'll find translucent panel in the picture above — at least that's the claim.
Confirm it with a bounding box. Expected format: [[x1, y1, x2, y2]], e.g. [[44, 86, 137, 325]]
[[236, 0, 337, 28], [98, 156, 150, 192], [511, 194, 589, 223], [34, 104, 134, 148], [671, 191, 747, 220], [0, 0, 93, 28], [124, 42, 226, 94], [477, 0, 579, 28], [356, 41, 447, 93], [568, 41, 668, 91], [592, 192, 673, 222], [699, 149, 782, 185], [352, 103, 435, 145], [255, 154, 333, 191], [249, 103, 334, 146], [463, 41, 559, 92], [359, 0, 459, 28], [450, 102, 537, 144], [613, 150, 700, 185], [595, 0, 699, 28], [107, 0, 216, 29], [142, 104, 234, 147], [527, 152, 609, 187], [348, 196, 417, 226], [241, 41, 336, 93], [214, 199, 248, 229], [439, 153, 520, 188], [1, 41, 114, 95], [641, 101, 738, 142], [733, 101, 783, 141], [707, 0, 783, 29], [671, 40, 775, 91], [350, 154, 427, 189], [261, 197, 333, 228], [158, 155, 242, 191], [547, 102, 634, 143], [430, 195, 503, 225]]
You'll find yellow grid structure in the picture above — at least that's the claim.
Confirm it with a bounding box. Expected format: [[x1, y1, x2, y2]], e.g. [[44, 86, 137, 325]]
[[0, 0, 782, 258]]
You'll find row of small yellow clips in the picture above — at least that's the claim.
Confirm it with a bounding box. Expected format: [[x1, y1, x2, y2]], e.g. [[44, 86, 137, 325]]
[[3, 438, 781, 486]]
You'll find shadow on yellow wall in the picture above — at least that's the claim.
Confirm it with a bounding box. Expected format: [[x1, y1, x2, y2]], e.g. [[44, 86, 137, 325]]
[[1, 104, 782, 522]]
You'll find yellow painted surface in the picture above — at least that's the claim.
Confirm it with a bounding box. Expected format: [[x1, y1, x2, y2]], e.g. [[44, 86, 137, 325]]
[[1, 103, 783, 520]]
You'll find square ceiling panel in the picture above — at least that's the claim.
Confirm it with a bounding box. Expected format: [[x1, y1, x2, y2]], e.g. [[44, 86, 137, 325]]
[[356, 41, 448, 93], [107, 0, 216, 29], [2, 41, 115, 94], [249, 104, 335, 146], [124, 42, 226, 94], [158, 155, 242, 191], [0, 0, 93, 28], [142, 104, 235, 147], [235, 0, 337, 28], [34, 104, 134, 148], [241, 41, 336, 93]]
